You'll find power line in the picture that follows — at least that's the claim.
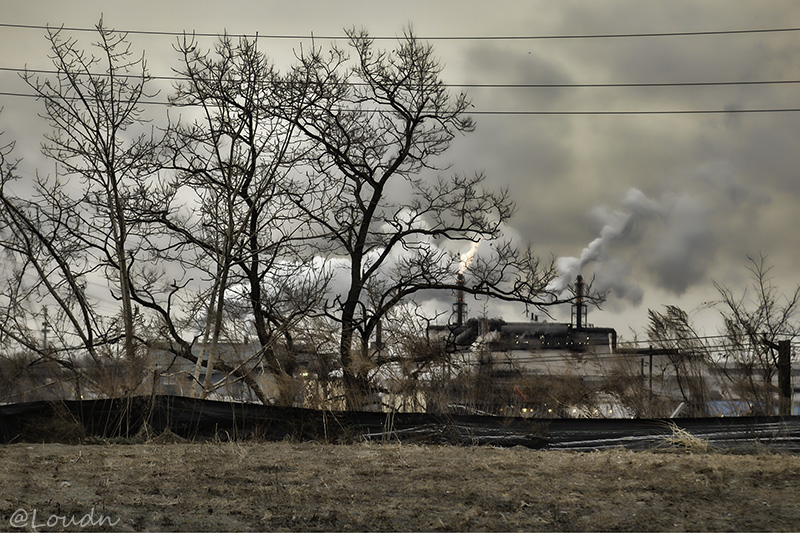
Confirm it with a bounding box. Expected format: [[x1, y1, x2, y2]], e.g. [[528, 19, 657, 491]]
[[453, 81, 800, 88], [2, 90, 799, 115], [5, 66, 800, 89], [470, 108, 800, 116], [3, 22, 800, 40], [3, 89, 800, 115]]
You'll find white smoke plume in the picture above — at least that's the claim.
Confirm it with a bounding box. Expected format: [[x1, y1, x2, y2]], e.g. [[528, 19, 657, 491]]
[[549, 188, 662, 301]]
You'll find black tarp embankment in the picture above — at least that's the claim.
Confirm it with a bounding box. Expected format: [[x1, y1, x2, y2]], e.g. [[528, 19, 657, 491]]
[[1, 395, 799, 451], [0, 395, 549, 448]]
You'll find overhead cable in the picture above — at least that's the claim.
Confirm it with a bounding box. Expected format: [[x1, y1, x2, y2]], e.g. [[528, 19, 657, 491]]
[[1, 90, 799, 115], [4, 66, 800, 89], [2, 22, 800, 40]]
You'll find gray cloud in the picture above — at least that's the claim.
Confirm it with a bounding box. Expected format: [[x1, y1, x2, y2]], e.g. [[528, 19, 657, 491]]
[[646, 195, 715, 294]]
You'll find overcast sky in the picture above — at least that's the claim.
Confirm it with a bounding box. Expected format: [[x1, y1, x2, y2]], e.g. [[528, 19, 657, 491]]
[[2, 1, 799, 338]]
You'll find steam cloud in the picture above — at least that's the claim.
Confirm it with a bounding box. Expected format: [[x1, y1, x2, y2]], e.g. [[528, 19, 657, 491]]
[[549, 188, 662, 303]]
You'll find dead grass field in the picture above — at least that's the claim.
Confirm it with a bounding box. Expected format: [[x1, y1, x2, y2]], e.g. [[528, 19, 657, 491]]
[[1, 440, 799, 531]]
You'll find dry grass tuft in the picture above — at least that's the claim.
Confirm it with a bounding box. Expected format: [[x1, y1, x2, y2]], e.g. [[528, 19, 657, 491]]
[[661, 421, 710, 452]]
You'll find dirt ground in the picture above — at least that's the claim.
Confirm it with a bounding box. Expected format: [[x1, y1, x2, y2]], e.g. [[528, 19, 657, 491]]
[[1, 440, 799, 532]]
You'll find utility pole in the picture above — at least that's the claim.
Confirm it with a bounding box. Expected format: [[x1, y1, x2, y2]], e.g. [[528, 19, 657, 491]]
[[778, 340, 792, 416], [763, 336, 792, 416]]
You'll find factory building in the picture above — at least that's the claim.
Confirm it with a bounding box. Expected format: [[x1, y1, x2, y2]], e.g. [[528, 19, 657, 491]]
[[422, 273, 797, 418], [418, 275, 629, 416], [428, 274, 617, 355]]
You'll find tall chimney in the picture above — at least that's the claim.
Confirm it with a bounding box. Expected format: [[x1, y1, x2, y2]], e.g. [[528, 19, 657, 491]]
[[454, 272, 466, 326], [575, 275, 584, 330]]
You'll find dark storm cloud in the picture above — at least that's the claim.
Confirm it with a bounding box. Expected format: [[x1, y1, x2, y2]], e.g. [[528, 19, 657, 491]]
[[480, 2, 800, 333], [450, 42, 579, 248]]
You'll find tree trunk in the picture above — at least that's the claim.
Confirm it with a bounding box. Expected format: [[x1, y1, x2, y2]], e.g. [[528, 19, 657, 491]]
[[339, 294, 372, 410]]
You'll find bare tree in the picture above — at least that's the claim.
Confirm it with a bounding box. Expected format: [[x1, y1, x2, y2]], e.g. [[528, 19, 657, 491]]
[[282, 28, 559, 408], [714, 254, 799, 414], [644, 256, 799, 416], [22, 21, 164, 365], [0, 21, 166, 400], [164, 34, 329, 403]]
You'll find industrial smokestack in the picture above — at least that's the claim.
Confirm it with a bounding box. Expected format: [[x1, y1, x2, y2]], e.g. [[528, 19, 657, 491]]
[[454, 272, 466, 327], [575, 275, 584, 330]]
